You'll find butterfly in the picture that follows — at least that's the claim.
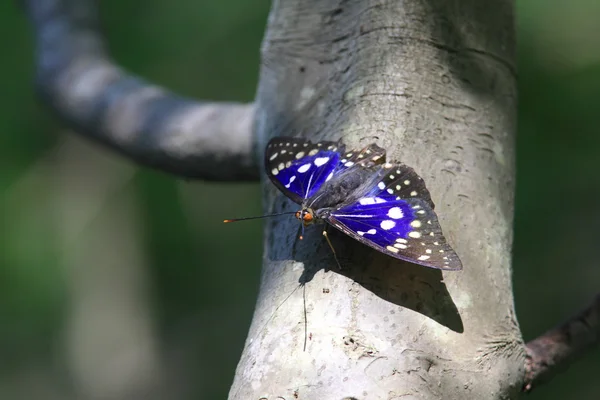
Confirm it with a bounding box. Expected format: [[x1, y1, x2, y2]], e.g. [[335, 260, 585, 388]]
[[258, 137, 462, 271]]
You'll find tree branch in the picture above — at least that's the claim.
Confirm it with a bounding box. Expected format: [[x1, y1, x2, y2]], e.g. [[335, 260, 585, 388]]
[[523, 294, 600, 392], [24, 0, 257, 180]]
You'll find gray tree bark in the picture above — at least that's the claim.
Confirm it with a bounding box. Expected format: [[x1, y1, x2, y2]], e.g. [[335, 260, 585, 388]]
[[229, 0, 524, 399], [24, 0, 536, 399]]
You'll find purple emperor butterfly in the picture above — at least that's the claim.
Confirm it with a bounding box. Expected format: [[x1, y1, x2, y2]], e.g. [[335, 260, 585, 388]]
[[258, 137, 462, 270]]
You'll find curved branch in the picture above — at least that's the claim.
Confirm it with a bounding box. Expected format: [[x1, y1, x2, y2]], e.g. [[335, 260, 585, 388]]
[[524, 294, 600, 392], [24, 0, 258, 180]]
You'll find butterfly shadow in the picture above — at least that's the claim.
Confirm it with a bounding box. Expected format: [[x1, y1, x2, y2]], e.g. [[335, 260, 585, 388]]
[[290, 228, 464, 334]]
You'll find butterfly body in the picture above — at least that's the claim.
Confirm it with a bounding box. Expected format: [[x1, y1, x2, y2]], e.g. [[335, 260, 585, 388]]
[[265, 137, 462, 271]]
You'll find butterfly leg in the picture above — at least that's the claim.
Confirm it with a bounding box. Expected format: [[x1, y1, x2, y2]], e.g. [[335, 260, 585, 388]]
[[322, 227, 343, 270]]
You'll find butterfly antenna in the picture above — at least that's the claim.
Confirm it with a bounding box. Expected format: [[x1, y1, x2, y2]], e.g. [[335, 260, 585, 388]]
[[302, 284, 308, 352], [223, 211, 295, 223], [322, 229, 343, 269]]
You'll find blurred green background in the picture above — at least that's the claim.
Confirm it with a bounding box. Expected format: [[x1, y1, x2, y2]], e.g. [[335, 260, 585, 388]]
[[1, 0, 598, 398]]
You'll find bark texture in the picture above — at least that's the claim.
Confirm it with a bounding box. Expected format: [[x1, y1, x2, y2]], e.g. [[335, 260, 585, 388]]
[[230, 0, 525, 399]]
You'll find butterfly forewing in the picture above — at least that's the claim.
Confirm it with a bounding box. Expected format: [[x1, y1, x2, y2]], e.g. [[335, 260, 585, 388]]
[[336, 143, 387, 172], [327, 196, 462, 270], [265, 137, 344, 203]]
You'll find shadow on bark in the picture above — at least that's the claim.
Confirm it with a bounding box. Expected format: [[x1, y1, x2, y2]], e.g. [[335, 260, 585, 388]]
[[267, 214, 464, 334]]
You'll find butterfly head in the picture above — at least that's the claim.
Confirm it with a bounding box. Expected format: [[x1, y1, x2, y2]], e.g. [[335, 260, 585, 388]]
[[295, 207, 316, 227]]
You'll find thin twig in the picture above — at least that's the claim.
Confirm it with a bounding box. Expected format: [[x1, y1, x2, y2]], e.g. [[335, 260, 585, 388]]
[[523, 294, 600, 392], [23, 0, 257, 180]]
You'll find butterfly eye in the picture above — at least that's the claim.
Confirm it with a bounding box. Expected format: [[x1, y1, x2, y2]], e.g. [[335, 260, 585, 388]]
[[302, 212, 313, 223], [295, 211, 302, 220]]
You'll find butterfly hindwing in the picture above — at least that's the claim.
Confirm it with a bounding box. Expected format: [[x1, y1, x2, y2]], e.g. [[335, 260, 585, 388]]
[[327, 196, 462, 270], [265, 137, 344, 203], [336, 143, 387, 172], [366, 163, 435, 208]]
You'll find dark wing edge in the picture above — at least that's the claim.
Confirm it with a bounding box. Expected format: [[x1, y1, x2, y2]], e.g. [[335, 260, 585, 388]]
[[337, 143, 387, 170], [367, 162, 436, 209], [264, 137, 345, 204]]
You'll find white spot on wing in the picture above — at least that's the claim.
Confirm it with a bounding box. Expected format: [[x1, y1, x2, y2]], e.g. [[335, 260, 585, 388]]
[[326, 171, 334, 181], [380, 220, 396, 230], [284, 176, 297, 188], [387, 207, 404, 219], [295, 151, 305, 159], [314, 156, 330, 167], [377, 182, 385, 190], [358, 197, 387, 205], [418, 255, 430, 261], [298, 163, 311, 173], [408, 231, 421, 238], [271, 168, 279, 175], [357, 229, 377, 236], [386, 245, 399, 253], [269, 152, 278, 160]]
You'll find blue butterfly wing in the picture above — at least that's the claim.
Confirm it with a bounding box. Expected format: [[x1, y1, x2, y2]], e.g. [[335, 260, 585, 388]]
[[265, 137, 344, 204], [327, 163, 462, 270]]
